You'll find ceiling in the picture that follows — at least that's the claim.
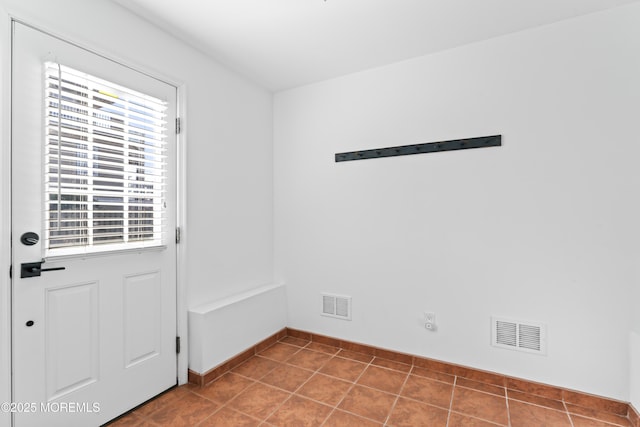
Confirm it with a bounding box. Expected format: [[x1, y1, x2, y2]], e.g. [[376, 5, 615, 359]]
[[114, 0, 640, 92]]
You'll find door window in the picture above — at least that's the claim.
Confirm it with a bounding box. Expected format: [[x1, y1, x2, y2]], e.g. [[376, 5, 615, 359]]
[[44, 63, 168, 256]]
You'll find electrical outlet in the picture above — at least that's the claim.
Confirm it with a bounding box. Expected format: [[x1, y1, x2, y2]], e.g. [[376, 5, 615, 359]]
[[424, 312, 436, 324], [424, 312, 437, 331]]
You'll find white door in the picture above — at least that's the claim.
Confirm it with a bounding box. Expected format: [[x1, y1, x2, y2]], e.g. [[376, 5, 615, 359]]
[[11, 22, 178, 427]]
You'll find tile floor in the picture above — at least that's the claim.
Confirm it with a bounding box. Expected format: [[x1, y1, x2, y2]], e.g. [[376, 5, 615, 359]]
[[108, 336, 632, 426]]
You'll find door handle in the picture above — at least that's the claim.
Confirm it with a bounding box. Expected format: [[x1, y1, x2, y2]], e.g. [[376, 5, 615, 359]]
[[20, 261, 66, 278]]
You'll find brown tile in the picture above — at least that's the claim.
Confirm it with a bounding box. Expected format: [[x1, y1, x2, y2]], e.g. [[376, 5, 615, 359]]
[[255, 334, 280, 353], [306, 342, 340, 355], [135, 386, 191, 417], [286, 349, 332, 371], [386, 397, 449, 427], [226, 383, 290, 420], [630, 405, 640, 427], [280, 336, 310, 347], [456, 368, 505, 387], [126, 333, 640, 427], [320, 357, 367, 382], [296, 373, 352, 406], [413, 357, 457, 376], [259, 342, 301, 362], [311, 334, 341, 348], [507, 389, 565, 411], [457, 377, 505, 397], [323, 410, 383, 427], [340, 341, 376, 357], [194, 372, 255, 404], [400, 374, 453, 409], [448, 412, 504, 426], [566, 403, 632, 426], [266, 395, 332, 427], [104, 413, 134, 426], [261, 364, 314, 392], [337, 349, 374, 363], [223, 347, 256, 372], [451, 387, 509, 425], [286, 328, 312, 340], [563, 390, 629, 416], [505, 377, 563, 400], [107, 412, 156, 427], [374, 348, 413, 365], [197, 407, 260, 427], [571, 414, 632, 427], [338, 385, 397, 423], [508, 400, 572, 427], [120, 329, 640, 427], [411, 366, 455, 384], [202, 365, 227, 386], [126, 419, 158, 427], [146, 391, 219, 426], [371, 357, 412, 373], [357, 365, 408, 394], [232, 356, 280, 380], [182, 381, 200, 391]]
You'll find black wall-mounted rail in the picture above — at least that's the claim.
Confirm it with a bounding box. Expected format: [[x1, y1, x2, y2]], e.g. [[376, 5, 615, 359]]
[[335, 135, 501, 163]]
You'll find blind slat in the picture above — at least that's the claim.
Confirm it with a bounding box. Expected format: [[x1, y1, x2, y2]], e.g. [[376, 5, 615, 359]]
[[45, 88, 167, 124], [45, 91, 167, 125], [46, 155, 167, 174], [48, 127, 167, 152], [45, 64, 167, 115], [46, 150, 166, 168], [47, 108, 167, 141]]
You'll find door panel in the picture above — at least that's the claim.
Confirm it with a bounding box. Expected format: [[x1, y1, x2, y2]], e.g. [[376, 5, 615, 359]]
[[124, 271, 162, 368], [11, 22, 177, 427], [46, 282, 99, 400]]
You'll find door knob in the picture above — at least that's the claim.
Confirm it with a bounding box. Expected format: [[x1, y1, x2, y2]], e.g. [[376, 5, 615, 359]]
[[20, 232, 39, 246]]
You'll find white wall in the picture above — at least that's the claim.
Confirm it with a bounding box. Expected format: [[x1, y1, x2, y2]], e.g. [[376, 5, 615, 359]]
[[275, 4, 640, 401], [0, 0, 274, 420]]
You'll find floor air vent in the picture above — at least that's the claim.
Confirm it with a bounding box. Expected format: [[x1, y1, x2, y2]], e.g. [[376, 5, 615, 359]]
[[491, 317, 546, 355], [321, 293, 352, 320]]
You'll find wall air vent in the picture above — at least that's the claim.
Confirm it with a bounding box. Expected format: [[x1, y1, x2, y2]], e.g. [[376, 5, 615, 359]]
[[491, 316, 546, 355], [321, 293, 352, 320]]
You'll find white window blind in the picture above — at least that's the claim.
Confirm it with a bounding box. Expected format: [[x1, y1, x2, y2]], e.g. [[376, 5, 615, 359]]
[[44, 62, 168, 256]]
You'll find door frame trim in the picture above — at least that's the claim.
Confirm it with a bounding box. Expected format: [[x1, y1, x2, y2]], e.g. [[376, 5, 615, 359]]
[[1, 15, 189, 425], [1, 9, 13, 427], [176, 85, 188, 385]]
